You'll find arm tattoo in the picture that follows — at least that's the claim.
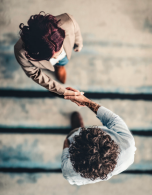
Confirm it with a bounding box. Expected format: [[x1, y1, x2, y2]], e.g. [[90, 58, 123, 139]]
[[84, 100, 100, 114]]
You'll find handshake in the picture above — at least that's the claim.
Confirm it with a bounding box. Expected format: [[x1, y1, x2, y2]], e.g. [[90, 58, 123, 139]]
[[63, 87, 89, 107]]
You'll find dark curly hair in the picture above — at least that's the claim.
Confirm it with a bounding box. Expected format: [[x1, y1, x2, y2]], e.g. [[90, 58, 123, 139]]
[[19, 11, 65, 61], [69, 127, 120, 180]]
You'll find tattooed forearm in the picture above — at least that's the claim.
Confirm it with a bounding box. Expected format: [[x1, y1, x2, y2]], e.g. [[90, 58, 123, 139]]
[[84, 100, 100, 114]]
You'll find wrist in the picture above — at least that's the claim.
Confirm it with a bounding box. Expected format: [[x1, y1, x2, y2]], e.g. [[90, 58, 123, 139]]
[[84, 97, 90, 104]]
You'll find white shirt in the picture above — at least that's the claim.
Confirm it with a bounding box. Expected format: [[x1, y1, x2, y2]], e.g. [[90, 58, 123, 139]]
[[49, 48, 66, 66], [61, 106, 136, 186]]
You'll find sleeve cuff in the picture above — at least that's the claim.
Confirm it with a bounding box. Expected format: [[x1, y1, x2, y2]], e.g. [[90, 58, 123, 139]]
[[54, 87, 66, 95], [59, 87, 66, 95], [96, 106, 108, 119]]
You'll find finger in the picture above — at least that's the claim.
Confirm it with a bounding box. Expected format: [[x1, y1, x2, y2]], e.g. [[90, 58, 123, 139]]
[[65, 88, 84, 95], [81, 104, 86, 107], [66, 87, 79, 92], [64, 96, 77, 101], [74, 91, 84, 96], [79, 104, 85, 107], [71, 100, 80, 106], [71, 100, 79, 104], [66, 91, 84, 96], [74, 48, 79, 52]]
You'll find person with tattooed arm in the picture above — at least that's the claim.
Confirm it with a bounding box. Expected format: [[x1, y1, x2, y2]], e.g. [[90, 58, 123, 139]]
[[61, 93, 136, 185]]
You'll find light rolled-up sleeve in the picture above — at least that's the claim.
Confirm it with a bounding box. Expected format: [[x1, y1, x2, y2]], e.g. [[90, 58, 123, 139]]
[[96, 106, 133, 138]]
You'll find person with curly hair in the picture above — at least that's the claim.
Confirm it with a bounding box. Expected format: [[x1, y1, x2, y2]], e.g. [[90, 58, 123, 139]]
[[62, 94, 136, 185], [14, 12, 83, 98]]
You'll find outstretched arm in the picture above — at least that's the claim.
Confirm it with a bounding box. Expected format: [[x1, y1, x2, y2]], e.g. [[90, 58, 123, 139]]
[[64, 95, 133, 138], [64, 95, 100, 114], [84, 100, 100, 114], [14, 40, 84, 96]]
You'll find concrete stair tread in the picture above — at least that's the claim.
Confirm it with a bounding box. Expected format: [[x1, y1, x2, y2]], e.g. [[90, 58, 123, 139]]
[[0, 98, 151, 130], [0, 173, 151, 195]]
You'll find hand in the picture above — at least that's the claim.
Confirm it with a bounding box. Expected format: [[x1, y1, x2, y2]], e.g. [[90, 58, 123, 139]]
[[73, 44, 82, 52], [64, 93, 89, 105], [63, 138, 70, 149], [65, 87, 86, 107], [64, 87, 84, 96], [74, 48, 81, 52]]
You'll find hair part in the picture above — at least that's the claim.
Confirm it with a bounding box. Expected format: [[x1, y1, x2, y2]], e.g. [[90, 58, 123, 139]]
[[19, 11, 65, 61], [69, 127, 120, 180]]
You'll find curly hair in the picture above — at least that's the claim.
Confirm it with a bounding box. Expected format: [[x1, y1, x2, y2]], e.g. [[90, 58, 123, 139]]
[[19, 11, 65, 61], [69, 127, 120, 180]]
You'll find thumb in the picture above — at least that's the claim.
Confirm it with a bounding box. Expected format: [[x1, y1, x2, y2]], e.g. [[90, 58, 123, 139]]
[[64, 96, 77, 100]]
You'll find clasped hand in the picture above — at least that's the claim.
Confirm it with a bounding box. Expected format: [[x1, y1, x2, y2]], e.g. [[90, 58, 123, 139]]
[[63, 87, 87, 107]]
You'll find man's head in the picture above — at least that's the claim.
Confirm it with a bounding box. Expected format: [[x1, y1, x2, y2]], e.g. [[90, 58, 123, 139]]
[[69, 127, 119, 180], [19, 11, 65, 61]]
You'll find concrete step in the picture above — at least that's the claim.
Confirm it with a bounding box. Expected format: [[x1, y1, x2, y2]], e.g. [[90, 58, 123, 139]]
[[0, 134, 151, 170], [0, 34, 152, 94], [0, 98, 151, 130], [0, 0, 152, 194], [0, 173, 151, 195]]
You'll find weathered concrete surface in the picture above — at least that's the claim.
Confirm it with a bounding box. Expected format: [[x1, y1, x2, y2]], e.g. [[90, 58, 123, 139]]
[[0, 134, 65, 169], [0, 98, 151, 130], [1, 0, 152, 43], [0, 0, 152, 194], [0, 174, 151, 195], [0, 134, 151, 170]]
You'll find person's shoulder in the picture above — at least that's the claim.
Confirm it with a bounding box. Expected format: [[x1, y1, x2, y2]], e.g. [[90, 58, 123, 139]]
[[55, 13, 73, 24], [14, 38, 25, 55], [116, 131, 136, 154], [14, 38, 28, 63], [55, 13, 76, 32], [104, 127, 135, 151]]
